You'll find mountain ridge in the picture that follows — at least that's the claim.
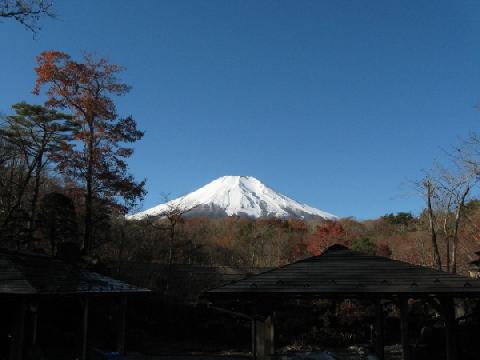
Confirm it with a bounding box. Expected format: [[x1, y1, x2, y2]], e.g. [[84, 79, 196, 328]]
[[129, 176, 337, 220]]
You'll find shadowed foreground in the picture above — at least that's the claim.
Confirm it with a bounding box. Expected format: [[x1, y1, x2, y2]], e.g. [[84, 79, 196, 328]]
[[124, 349, 403, 360]]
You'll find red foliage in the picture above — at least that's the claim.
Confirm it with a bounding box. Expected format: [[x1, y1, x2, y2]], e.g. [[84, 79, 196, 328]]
[[305, 221, 345, 256], [376, 243, 392, 258]]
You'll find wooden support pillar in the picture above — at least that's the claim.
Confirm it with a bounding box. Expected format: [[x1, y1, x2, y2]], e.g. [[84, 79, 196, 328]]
[[443, 298, 457, 360], [254, 319, 266, 360], [9, 297, 26, 360], [251, 319, 257, 360], [454, 299, 465, 319], [399, 297, 410, 360], [29, 301, 39, 346], [375, 300, 385, 360], [31, 310, 38, 345], [265, 315, 275, 360], [116, 296, 127, 355], [80, 298, 89, 360]]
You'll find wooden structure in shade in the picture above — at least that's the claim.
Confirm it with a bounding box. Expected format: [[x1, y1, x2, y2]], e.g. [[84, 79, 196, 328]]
[[469, 250, 480, 278], [205, 245, 480, 360], [0, 249, 149, 360]]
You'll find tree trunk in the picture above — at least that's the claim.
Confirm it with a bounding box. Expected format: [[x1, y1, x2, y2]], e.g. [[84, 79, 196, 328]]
[[83, 122, 95, 255], [168, 220, 175, 266], [443, 221, 451, 272], [442, 196, 452, 271], [426, 181, 442, 270], [451, 209, 460, 274], [28, 152, 44, 243], [451, 186, 470, 274], [49, 222, 56, 256], [164, 217, 177, 295]]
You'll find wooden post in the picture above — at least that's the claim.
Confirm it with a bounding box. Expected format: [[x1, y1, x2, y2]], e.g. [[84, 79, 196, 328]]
[[265, 315, 275, 360], [9, 297, 26, 360], [81, 298, 89, 360], [251, 319, 257, 360], [255, 319, 266, 360], [32, 310, 38, 345], [399, 297, 410, 360], [454, 298, 465, 319], [116, 296, 127, 354], [375, 300, 385, 360], [29, 300, 39, 346], [443, 298, 457, 360]]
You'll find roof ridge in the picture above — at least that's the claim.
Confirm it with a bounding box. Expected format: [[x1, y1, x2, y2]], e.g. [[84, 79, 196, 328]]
[[206, 245, 480, 296], [205, 244, 341, 292]]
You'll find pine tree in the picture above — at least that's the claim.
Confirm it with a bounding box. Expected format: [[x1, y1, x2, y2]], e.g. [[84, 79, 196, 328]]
[[0, 102, 72, 246]]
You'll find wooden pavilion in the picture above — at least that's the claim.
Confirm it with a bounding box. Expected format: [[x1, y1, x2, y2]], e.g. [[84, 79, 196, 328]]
[[0, 248, 150, 360], [205, 245, 480, 360]]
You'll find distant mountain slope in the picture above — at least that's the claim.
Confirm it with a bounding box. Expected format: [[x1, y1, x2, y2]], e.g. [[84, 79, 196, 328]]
[[129, 176, 337, 220]]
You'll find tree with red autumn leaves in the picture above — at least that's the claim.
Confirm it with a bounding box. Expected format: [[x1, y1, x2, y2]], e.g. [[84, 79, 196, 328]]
[[33, 51, 145, 255], [305, 221, 346, 256]]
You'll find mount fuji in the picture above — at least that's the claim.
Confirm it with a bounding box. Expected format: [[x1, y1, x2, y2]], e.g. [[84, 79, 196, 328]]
[[129, 176, 337, 220]]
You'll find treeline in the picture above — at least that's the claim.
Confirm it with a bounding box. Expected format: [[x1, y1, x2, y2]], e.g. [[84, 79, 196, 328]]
[[100, 207, 480, 275]]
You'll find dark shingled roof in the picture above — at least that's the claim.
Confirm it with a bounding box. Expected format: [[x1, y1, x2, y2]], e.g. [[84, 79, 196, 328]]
[[207, 245, 480, 298], [0, 249, 150, 295]]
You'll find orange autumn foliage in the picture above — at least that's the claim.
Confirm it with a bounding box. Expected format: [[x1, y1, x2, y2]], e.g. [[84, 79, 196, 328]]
[[305, 221, 346, 256]]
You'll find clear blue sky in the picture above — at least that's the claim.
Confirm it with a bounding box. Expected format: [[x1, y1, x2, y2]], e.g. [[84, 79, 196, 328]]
[[1, 0, 480, 219]]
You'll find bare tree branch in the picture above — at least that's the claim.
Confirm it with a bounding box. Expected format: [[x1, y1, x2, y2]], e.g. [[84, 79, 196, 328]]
[[0, 0, 54, 34]]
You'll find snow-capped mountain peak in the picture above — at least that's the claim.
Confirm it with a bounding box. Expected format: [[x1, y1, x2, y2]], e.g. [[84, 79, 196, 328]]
[[129, 175, 337, 220]]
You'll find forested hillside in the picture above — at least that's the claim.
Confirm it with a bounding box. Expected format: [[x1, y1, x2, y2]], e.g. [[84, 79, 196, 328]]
[[103, 209, 480, 275]]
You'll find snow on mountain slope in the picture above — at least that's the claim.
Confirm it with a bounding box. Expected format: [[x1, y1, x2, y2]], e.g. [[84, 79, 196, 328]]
[[129, 176, 337, 220]]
